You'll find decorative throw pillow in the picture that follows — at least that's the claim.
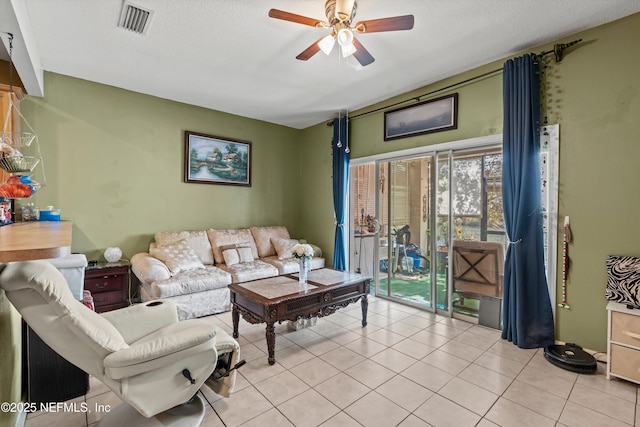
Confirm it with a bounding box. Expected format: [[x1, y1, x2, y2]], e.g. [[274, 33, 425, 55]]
[[250, 226, 291, 258], [207, 228, 259, 264], [155, 230, 214, 265], [150, 240, 205, 275], [155, 231, 190, 248], [271, 237, 300, 260], [221, 243, 254, 266]]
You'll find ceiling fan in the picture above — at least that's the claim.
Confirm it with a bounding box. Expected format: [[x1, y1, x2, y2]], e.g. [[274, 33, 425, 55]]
[[268, 0, 414, 66]]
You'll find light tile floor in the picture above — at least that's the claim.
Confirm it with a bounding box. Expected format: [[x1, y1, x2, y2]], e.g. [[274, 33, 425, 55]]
[[25, 296, 639, 427]]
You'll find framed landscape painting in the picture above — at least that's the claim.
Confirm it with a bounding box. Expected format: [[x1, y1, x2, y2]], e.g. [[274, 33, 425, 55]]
[[184, 131, 252, 187], [384, 93, 458, 141]]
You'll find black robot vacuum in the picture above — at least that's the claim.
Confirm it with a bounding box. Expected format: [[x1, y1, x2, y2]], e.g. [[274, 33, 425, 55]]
[[544, 343, 597, 374]]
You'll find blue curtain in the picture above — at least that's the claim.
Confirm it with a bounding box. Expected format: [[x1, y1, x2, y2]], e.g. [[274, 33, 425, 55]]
[[332, 117, 350, 270], [501, 54, 555, 348]]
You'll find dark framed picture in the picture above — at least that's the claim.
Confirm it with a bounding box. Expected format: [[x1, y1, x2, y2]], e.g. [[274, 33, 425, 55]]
[[184, 131, 252, 187], [384, 93, 458, 141]]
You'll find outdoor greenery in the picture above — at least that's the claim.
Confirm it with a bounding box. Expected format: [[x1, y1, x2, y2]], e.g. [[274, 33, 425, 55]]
[[378, 273, 479, 314], [436, 152, 505, 245]]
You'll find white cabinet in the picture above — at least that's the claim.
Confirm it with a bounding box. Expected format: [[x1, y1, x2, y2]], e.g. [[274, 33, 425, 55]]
[[607, 301, 640, 384]]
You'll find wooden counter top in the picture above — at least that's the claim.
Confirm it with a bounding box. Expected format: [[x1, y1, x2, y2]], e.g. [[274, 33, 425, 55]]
[[0, 221, 72, 262]]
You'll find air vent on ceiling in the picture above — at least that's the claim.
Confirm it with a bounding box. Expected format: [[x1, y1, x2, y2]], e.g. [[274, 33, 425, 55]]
[[118, 1, 154, 35]]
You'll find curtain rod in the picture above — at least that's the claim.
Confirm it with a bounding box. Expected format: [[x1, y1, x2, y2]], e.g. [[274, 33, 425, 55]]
[[327, 38, 582, 125]]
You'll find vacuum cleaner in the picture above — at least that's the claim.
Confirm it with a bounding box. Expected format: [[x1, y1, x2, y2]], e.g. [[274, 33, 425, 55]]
[[544, 343, 597, 374]]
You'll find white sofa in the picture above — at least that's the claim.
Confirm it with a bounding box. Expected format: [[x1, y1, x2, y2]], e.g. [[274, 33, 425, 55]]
[[131, 226, 324, 320]]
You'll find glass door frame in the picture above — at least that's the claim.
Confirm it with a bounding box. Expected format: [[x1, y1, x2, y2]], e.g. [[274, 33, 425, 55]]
[[437, 150, 454, 317], [348, 134, 511, 318], [375, 154, 439, 313]]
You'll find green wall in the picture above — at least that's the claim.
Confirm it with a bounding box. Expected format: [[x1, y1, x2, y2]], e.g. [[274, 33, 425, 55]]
[[301, 13, 640, 351], [19, 73, 304, 260], [298, 121, 336, 263], [1, 72, 305, 417], [546, 13, 640, 351]]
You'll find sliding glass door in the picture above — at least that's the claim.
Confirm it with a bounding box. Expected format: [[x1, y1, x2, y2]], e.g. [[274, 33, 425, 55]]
[[377, 156, 436, 308], [449, 149, 506, 317], [349, 141, 507, 320]]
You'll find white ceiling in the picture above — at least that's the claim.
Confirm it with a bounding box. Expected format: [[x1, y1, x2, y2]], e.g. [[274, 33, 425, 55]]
[[2, 0, 640, 129]]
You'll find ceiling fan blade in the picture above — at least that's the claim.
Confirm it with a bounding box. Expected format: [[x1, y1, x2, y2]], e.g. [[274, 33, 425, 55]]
[[354, 15, 415, 33], [296, 37, 324, 61], [352, 38, 375, 66], [268, 9, 323, 27]]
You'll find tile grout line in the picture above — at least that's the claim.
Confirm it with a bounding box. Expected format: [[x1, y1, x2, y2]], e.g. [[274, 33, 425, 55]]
[[25, 296, 640, 427]]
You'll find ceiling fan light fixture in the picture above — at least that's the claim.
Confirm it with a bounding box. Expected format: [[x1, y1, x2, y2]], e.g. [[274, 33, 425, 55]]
[[318, 34, 336, 55], [270, 0, 412, 66], [337, 28, 353, 47], [336, 28, 356, 57], [340, 42, 357, 57]]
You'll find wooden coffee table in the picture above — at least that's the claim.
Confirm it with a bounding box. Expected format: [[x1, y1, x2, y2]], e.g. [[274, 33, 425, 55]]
[[229, 268, 371, 365]]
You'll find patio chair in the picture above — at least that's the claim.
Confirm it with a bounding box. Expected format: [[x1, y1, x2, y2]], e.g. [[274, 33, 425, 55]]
[[452, 240, 504, 311]]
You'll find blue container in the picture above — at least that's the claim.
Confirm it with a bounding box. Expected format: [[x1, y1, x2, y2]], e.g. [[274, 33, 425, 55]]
[[39, 210, 61, 221], [407, 253, 421, 268]]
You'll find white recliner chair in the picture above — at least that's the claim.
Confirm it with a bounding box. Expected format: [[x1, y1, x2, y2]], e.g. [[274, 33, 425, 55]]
[[0, 260, 241, 426]]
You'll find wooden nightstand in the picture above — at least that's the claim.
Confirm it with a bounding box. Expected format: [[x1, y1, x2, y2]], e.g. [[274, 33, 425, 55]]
[[84, 262, 130, 312]]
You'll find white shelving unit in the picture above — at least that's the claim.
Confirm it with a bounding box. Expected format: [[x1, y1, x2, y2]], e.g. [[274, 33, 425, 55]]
[[607, 301, 640, 384]]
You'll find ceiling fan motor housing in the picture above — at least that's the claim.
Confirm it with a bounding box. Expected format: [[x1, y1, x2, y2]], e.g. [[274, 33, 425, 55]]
[[325, 0, 357, 24]]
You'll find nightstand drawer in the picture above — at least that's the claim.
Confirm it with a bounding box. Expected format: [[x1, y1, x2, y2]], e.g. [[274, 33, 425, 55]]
[[84, 262, 130, 313], [84, 274, 125, 293], [92, 290, 125, 307], [610, 344, 640, 382], [611, 311, 640, 348]]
